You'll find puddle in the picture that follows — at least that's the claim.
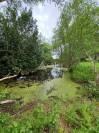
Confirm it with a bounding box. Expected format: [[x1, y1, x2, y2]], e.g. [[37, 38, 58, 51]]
[[51, 64, 63, 78]]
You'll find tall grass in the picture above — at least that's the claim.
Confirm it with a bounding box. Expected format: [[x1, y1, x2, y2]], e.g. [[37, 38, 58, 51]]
[[72, 62, 99, 82]]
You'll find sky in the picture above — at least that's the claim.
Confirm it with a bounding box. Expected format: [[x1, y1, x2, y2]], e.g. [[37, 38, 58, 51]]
[[0, 1, 60, 42], [0, 0, 98, 42], [33, 2, 60, 41], [0, 1, 7, 10]]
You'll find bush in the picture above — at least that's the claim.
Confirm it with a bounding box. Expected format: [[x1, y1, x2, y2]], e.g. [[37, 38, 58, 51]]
[[82, 82, 99, 99], [0, 89, 10, 101], [65, 103, 92, 128], [72, 62, 99, 82], [65, 103, 99, 133], [72, 127, 99, 133], [0, 104, 60, 133]]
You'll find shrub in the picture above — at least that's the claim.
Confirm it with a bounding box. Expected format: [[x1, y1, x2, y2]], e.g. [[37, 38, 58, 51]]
[[65, 103, 98, 131], [82, 82, 99, 99], [0, 104, 60, 133], [72, 62, 99, 82], [72, 127, 99, 133], [0, 89, 10, 101], [26, 104, 60, 132]]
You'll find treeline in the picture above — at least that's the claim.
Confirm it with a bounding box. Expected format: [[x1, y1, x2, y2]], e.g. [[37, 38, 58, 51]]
[[53, 0, 99, 70], [0, 1, 52, 77]]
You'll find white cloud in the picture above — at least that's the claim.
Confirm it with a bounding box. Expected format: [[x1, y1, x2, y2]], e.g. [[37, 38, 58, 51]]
[[0, 1, 60, 41], [33, 2, 60, 41]]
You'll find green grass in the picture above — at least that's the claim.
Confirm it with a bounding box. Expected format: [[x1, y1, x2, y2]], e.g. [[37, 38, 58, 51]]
[[0, 72, 99, 133], [37, 72, 79, 100], [0, 72, 79, 103], [72, 62, 99, 81], [64, 101, 99, 133], [5, 81, 42, 104]]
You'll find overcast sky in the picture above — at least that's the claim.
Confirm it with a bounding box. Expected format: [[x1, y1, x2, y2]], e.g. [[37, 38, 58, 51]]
[[33, 2, 60, 41], [0, 0, 98, 42]]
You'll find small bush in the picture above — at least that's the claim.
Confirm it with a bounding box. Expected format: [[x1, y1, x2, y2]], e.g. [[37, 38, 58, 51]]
[[82, 83, 99, 99], [65, 103, 92, 128], [72, 62, 99, 82], [0, 89, 10, 101], [65, 103, 98, 132], [0, 104, 60, 133], [72, 127, 99, 133]]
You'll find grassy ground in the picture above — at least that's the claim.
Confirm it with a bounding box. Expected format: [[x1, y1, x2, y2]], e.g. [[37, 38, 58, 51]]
[[0, 72, 99, 133], [38, 72, 79, 100], [8, 81, 42, 104], [1, 72, 79, 104]]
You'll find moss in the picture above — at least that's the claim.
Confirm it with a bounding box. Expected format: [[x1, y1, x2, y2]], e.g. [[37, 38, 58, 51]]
[[0, 81, 42, 104], [0, 72, 80, 103], [37, 72, 80, 100]]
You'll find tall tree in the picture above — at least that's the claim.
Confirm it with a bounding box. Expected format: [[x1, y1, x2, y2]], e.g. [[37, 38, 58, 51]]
[[0, 0, 42, 76], [40, 42, 53, 65], [53, 0, 99, 70], [0, 0, 64, 5]]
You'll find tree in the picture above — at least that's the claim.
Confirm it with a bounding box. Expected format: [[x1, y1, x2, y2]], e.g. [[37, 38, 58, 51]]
[[40, 42, 53, 65], [0, 0, 64, 5], [0, 0, 42, 77], [53, 0, 99, 71]]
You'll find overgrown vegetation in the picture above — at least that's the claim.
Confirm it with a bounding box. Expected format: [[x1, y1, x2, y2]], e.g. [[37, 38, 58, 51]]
[[0, 89, 10, 101], [72, 62, 99, 82], [53, 0, 98, 70], [40, 43, 53, 65], [0, 0, 99, 133], [0, 103, 60, 133], [0, 0, 42, 76], [82, 82, 99, 99], [0, 0, 53, 77], [65, 102, 99, 133]]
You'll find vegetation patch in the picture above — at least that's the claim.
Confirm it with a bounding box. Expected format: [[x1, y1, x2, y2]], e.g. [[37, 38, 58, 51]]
[[0, 103, 61, 133], [64, 102, 99, 133], [72, 62, 99, 82]]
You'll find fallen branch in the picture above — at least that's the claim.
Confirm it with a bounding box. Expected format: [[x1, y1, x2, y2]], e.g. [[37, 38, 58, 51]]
[[0, 75, 17, 82], [0, 100, 16, 105]]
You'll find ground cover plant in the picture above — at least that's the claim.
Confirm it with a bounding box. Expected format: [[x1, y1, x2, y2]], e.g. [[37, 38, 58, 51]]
[[63, 97, 99, 133], [72, 62, 99, 82], [0, 103, 61, 133], [0, 73, 99, 133], [0, 0, 99, 132]]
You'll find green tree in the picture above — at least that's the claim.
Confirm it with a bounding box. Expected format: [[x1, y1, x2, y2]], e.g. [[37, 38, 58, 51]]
[[0, 0, 64, 5], [40, 42, 53, 65], [53, 0, 99, 71], [0, 0, 42, 76]]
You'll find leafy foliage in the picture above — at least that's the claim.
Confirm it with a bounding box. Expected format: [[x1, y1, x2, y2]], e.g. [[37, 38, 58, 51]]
[[82, 82, 99, 99], [53, 0, 99, 69], [0, 89, 10, 101], [40, 43, 53, 65], [0, 0, 42, 76], [65, 103, 99, 133], [72, 62, 99, 81], [0, 104, 60, 133], [24, 0, 64, 5]]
